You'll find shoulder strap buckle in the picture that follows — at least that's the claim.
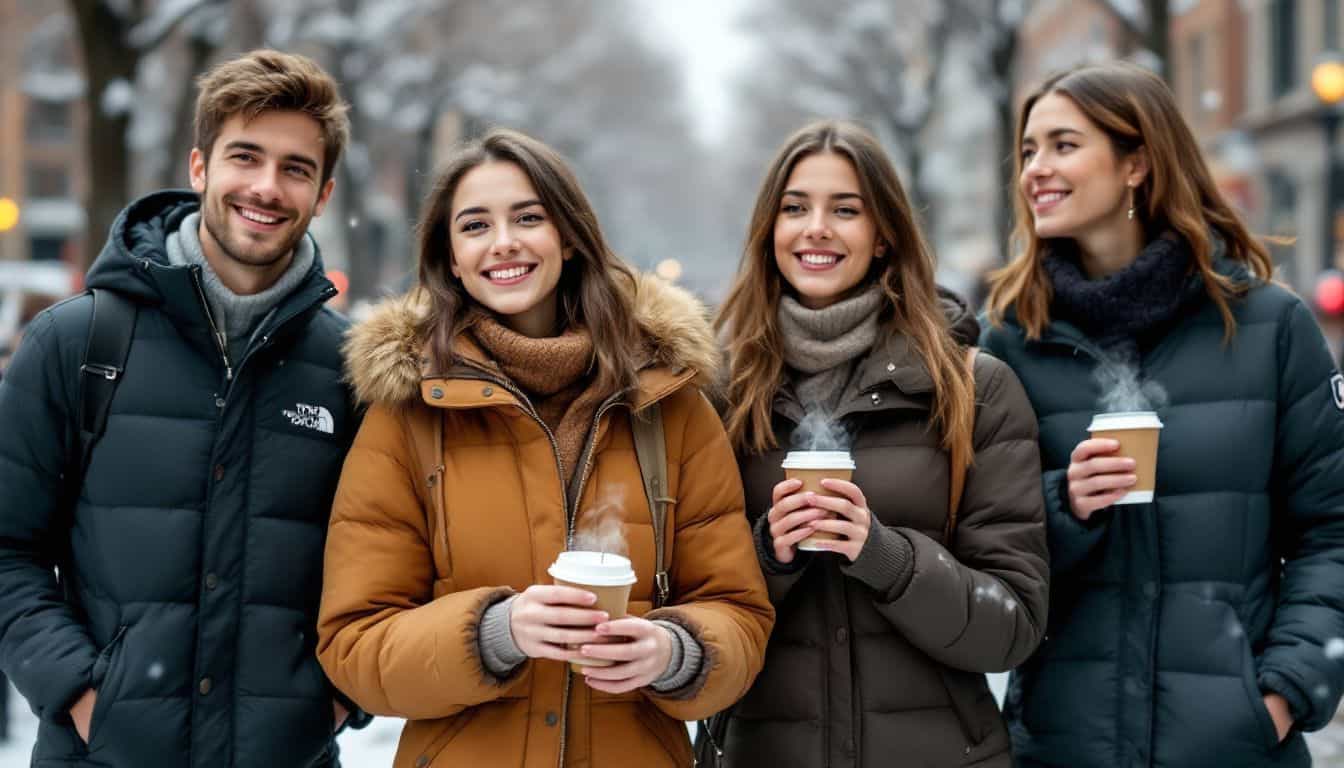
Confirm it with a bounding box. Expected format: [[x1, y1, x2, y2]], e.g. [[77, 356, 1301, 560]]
[[80, 363, 122, 382]]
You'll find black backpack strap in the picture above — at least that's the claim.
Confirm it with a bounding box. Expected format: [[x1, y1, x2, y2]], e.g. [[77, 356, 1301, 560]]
[[631, 401, 673, 607], [77, 289, 137, 474]]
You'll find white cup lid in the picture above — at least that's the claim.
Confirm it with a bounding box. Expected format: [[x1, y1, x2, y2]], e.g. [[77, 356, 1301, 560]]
[[781, 450, 855, 470], [548, 551, 637, 586], [1088, 411, 1164, 431]]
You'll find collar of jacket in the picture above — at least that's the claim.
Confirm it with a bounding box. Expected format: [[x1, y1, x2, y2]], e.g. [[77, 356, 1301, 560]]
[[345, 272, 719, 411], [84, 189, 336, 346]]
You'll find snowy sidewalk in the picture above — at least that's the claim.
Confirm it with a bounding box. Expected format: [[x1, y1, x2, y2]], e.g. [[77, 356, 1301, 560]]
[[3, 676, 1343, 766]]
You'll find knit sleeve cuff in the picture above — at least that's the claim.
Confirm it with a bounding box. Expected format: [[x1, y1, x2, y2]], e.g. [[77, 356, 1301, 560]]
[[649, 619, 703, 693], [478, 594, 526, 676], [754, 509, 808, 575], [841, 512, 915, 597]]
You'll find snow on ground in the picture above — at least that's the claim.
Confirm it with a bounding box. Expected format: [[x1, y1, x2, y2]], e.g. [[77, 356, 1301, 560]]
[[3, 675, 1344, 766]]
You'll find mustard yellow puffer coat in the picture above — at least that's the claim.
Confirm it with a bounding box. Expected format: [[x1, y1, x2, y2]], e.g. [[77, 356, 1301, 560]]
[[317, 275, 773, 768]]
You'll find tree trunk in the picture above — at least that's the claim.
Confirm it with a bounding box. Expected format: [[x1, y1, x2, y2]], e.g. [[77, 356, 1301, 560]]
[[162, 34, 217, 189], [69, 0, 139, 268], [1146, 0, 1170, 79], [992, 19, 1019, 266]]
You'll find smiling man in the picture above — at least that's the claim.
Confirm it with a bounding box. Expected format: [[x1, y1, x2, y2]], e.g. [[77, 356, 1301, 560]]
[[0, 50, 368, 767]]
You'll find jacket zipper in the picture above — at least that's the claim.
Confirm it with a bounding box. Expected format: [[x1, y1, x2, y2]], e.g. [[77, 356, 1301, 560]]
[[190, 267, 233, 382]]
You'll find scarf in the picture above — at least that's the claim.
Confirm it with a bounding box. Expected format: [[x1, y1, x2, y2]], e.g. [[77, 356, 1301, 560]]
[[1044, 233, 1207, 365], [469, 314, 602, 483], [777, 282, 884, 412]]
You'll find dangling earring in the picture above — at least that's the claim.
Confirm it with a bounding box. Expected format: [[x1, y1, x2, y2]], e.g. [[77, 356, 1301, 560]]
[[1126, 184, 1136, 221]]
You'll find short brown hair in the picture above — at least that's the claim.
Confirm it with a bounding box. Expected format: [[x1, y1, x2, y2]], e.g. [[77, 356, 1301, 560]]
[[193, 49, 350, 185]]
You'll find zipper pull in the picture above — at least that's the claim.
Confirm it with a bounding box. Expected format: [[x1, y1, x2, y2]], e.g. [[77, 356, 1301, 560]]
[[218, 332, 234, 381]]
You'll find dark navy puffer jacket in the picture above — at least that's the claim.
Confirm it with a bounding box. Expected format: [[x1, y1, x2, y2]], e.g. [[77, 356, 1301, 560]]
[[0, 191, 360, 767], [982, 262, 1344, 768]]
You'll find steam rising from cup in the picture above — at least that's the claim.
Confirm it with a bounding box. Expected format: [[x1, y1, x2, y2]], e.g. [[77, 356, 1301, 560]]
[[571, 484, 628, 561], [793, 407, 851, 451], [1094, 360, 1168, 413]]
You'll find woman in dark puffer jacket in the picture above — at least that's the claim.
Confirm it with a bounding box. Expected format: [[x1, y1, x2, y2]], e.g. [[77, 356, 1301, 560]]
[[982, 62, 1344, 768], [702, 119, 1049, 767]]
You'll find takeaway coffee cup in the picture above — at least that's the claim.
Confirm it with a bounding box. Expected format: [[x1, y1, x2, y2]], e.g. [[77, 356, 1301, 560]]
[[548, 551, 638, 669], [781, 450, 857, 551], [1087, 411, 1164, 504]]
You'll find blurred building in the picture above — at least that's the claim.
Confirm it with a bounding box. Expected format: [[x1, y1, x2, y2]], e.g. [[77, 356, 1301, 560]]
[[0, 0, 86, 270]]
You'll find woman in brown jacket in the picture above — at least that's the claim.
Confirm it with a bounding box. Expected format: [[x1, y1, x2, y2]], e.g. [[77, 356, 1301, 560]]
[[316, 129, 773, 768], [706, 120, 1049, 767]]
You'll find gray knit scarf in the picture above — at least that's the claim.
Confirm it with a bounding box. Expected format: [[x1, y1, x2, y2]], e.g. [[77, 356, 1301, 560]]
[[166, 211, 315, 362], [778, 282, 884, 411]]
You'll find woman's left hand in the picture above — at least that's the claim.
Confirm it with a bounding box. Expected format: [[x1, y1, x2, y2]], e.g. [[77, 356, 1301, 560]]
[[578, 616, 673, 694], [804, 479, 872, 562]]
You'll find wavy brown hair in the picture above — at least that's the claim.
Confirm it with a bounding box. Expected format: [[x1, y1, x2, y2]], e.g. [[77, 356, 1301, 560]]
[[985, 61, 1273, 340], [415, 128, 641, 398], [716, 120, 975, 460]]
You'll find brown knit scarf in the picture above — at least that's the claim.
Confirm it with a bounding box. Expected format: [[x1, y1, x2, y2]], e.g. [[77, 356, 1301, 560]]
[[469, 314, 603, 483]]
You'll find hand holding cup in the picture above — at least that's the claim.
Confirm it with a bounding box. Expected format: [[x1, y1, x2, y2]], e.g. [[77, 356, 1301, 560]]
[[767, 478, 827, 564], [578, 616, 674, 694], [508, 584, 609, 662], [1066, 438, 1138, 520]]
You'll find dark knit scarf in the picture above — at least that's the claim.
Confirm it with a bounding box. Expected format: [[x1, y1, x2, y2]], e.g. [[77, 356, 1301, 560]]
[[1044, 233, 1207, 365], [469, 315, 601, 483], [777, 282, 884, 412]]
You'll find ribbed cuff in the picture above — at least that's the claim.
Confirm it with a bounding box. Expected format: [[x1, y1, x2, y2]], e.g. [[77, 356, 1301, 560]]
[[841, 513, 915, 598], [754, 510, 808, 575], [649, 620, 702, 692], [478, 594, 526, 676]]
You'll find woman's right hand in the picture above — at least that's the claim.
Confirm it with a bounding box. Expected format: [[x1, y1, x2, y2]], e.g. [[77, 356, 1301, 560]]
[[767, 477, 828, 564], [1066, 438, 1137, 521], [508, 585, 609, 661]]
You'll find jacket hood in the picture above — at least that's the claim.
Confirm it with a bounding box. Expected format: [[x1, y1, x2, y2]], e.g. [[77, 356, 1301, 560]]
[[938, 286, 980, 346], [85, 190, 200, 302], [344, 273, 719, 406]]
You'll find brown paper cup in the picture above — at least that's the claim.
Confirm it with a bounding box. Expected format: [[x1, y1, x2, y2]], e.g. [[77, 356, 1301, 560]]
[[547, 552, 637, 670], [1088, 411, 1164, 504], [781, 451, 856, 551]]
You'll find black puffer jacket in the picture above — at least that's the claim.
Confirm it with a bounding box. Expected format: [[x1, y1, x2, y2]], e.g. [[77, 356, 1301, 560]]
[[982, 261, 1344, 767], [0, 191, 360, 767], [710, 295, 1049, 767]]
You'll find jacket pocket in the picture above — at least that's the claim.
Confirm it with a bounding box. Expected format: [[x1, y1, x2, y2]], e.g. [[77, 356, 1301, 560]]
[[1235, 629, 1281, 752], [85, 625, 128, 749], [938, 666, 990, 747], [419, 708, 477, 767]]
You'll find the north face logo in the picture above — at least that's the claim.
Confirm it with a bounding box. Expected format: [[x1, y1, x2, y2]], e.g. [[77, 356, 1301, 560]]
[[1332, 373, 1344, 411], [283, 403, 334, 434]]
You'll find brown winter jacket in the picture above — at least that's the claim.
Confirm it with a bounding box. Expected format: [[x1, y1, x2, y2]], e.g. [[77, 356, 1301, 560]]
[[709, 299, 1048, 767], [316, 275, 773, 768]]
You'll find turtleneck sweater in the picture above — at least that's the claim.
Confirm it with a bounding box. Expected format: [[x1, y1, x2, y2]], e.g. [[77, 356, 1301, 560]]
[[165, 212, 315, 364]]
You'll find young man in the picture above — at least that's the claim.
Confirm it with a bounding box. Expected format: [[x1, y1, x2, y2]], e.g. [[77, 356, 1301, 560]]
[[0, 50, 367, 767]]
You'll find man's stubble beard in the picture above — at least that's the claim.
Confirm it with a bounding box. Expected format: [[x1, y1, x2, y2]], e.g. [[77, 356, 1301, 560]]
[[201, 188, 311, 270]]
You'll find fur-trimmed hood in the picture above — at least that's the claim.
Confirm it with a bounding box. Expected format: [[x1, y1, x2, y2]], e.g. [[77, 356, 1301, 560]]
[[344, 273, 719, 406]]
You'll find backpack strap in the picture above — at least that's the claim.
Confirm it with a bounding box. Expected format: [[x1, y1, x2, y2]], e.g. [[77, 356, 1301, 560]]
[[631, 402, 674, 608], [944, 346, 978, 545], [77, 289, 137, 475]]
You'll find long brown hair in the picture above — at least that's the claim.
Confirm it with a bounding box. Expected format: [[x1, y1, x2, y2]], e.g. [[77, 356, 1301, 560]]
[[415, 128, 641, 397], [985, 61, 1273, 339], [716, 120, 975, 460]]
